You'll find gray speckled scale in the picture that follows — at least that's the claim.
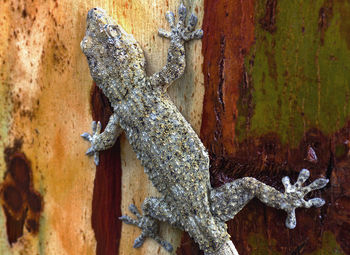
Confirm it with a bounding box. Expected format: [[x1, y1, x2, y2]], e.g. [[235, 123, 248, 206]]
[[81, 4, 328, 255]]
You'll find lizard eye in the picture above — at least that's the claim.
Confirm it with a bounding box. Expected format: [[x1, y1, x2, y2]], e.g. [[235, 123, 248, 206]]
[[106, 24, 121, 38]]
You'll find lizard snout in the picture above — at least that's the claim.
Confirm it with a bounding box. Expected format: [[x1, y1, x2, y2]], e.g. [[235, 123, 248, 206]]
[[87, 7, 106, 21]]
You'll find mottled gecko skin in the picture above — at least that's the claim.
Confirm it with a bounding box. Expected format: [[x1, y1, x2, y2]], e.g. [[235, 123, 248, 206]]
[[80, 5, 328, 254]]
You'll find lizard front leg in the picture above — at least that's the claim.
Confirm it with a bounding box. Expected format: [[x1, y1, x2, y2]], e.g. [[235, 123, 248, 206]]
[[149, 3, 203, 89], [81, 113, 122, 165], [210, 169, 328, 229]]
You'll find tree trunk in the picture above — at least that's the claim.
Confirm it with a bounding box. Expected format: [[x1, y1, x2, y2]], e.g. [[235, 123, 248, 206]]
[[0, 0, 349, 255]]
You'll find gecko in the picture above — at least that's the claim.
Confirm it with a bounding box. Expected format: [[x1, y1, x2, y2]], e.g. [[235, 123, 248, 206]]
[[80, 4, 328, 255]]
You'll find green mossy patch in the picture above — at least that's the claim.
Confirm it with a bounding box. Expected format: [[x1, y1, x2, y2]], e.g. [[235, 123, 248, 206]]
[[248, 232, 281, 255], [237, 0, 350, 148]]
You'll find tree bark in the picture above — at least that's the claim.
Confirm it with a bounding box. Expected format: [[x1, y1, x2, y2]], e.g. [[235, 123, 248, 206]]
[[178, 0, 350, 254], [0, 0, 349, 255], [206, 241, 239, 255]]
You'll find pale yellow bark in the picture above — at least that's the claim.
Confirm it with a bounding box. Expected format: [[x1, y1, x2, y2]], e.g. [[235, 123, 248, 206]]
[[0, 0, 204, 254]]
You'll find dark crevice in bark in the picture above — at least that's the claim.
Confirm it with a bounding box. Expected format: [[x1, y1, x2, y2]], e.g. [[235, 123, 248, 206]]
[[326, 151, 334, 182], [259, 0, 277, 33], [90, 83, 122, 255], [318, 0, 333, 45], [290, 241, 307, 255], [218, 34, 226, 112]]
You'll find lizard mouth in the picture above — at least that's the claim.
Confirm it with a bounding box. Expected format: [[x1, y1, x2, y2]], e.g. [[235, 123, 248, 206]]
[[80, 35, 92, 55]]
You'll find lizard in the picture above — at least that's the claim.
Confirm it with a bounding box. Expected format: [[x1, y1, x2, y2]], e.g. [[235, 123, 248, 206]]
[[80, 4, 329, 255]]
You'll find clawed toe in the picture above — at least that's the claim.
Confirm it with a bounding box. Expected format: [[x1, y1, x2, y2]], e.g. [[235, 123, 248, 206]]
[[178, 3, 187, 24], [119, 215, 138, 226], [133, 234, 146, 248], [183, 29, 203, 41], [305, 197, 325, 208], [94, 152, 100, 165], [129, 204, 142, 219], [187, 14, 198, 31], [165, 11, 175, 29], [285, 209, 296, 229], [163, 242, 173, 252], [154, 236, 174, 252], [158, 28, 172, 39], [303, 178, 329, 194], [81, 132, 91, 141], [85, 147, 94, 155]]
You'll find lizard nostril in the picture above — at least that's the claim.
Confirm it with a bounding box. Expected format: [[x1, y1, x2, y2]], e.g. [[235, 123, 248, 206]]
[[87, 8, 101, 19], [87, 9, 94, 19]]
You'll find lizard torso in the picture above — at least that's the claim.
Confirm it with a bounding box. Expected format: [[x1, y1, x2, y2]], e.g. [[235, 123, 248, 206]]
[[117, 87, 210, 200], [81, 7, 228, 251]]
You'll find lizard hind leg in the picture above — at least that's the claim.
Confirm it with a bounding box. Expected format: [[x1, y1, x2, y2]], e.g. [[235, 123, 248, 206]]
[[209, 169, 328, 229], [119, 198, 175, 252]]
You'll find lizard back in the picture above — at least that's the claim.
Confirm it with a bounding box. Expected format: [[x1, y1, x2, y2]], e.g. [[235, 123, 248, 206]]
[[116, 87, 211, 207]]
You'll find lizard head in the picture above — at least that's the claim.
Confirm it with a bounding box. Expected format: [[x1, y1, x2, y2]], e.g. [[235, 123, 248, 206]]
[[81, 8, 146, 93]]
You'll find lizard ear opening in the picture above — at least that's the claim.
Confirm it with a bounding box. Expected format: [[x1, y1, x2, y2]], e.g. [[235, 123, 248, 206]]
[[106, 25, 121, 39]]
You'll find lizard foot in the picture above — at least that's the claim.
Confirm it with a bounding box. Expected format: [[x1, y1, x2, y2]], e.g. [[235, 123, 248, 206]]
[[81, 121, 101, 165], [281, 169, 329, 229], [158, 3, 203, 41], [119, 204, 173, 252]]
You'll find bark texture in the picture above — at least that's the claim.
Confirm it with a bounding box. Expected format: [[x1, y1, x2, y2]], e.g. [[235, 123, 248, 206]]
[[0, 0, 348, 254], [178, 0, 350, 254]]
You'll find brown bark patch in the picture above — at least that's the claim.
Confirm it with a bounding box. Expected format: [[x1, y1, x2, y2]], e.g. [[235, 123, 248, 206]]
[[259, 0, 278, 33], [339, 1, 350, 50], [200, 0, 255, 156], [207, 121, 350, 254], [0, 142, 43, 245], [176, 232, 202, 255], [90, 83, 122, 255], [324, 158, 350, 254], [318, 0, 334, 45]]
